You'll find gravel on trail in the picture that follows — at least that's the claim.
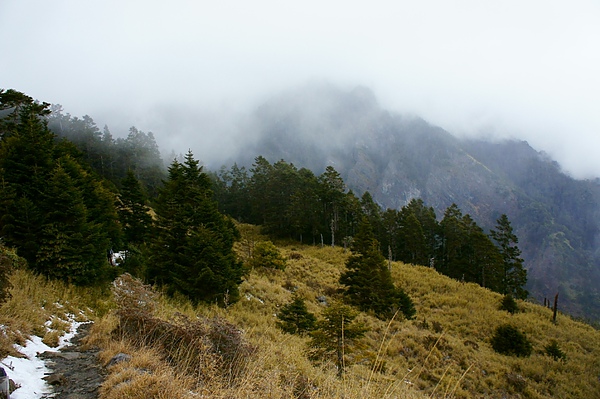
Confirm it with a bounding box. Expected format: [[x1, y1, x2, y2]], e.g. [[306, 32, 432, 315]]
[[38, 323, 105, 399]]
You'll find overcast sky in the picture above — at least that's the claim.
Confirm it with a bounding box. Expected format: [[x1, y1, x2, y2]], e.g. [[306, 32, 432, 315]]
[[1, 1, 599, 178]]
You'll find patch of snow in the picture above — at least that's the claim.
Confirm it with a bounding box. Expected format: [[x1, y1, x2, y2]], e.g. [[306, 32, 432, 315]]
[[111, 251, 127, 266], [1, 319, 83, 399], [243, 293, 264, 304]]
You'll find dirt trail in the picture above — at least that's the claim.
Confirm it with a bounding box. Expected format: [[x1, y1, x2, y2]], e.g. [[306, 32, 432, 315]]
[[39, 323, 104, 399]]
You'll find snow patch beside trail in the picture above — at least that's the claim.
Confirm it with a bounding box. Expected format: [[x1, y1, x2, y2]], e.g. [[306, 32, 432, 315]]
[[1, 318, 84, 399]]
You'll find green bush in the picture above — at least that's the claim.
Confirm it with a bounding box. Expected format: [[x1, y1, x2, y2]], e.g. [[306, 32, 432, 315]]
[[276, 296, 316, 335], [491, 324, 532, 357], [0, 245, 23, 305], [544, 339, 567, 362], [248, 241, 287, 270], [499, 294, 519, 314]]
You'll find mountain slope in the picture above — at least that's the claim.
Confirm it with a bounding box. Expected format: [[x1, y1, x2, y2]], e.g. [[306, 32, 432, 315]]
[[231, 83, 600, 320], [2, 231, 599, 398]]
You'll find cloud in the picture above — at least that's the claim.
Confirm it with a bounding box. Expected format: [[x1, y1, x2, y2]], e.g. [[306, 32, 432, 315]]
[[1, 0, 599, 177]]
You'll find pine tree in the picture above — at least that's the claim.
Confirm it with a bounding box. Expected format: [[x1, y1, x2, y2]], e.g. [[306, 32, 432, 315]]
[[0, 91, 55, 264], [465, 221, 503, 291], [36, 161, 110, 285], [118, 170, 153, 246], [117, 170, 153, 276], [490, 214, 528, 299], [401, 199, 438, 263], [319, 166, 346, 246], [262, 160, 303, 237], [398, 212, 429, 265], [147, 151, 244, 306], [248, 156, 273, 225], [360, 192, 382, 243], [308, 301, 368, 377], [437, 204, 467, 278], [340, 218, 416, 320], [277, 296, 317, 335], [288, 168, 323, 243]]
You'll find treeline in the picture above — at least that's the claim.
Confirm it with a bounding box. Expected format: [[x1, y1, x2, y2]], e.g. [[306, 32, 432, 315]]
[[0, 90, 122, 285], [47, 105, 166, 197], [0, 89, 527, 307], [0, 90, 240, 305], [213, 158, 528, 299]]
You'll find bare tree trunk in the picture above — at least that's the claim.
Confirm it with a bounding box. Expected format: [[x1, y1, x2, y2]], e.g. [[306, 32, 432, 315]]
[[331, 219, 335, 247], [552, 293, 559, 323]]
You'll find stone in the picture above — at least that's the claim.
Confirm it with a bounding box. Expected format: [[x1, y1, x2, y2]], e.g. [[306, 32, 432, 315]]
[[44, 373, 66, 385], [106, 352, 132, 368]]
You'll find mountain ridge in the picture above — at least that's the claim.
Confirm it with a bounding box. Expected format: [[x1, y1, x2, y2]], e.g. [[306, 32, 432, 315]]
[[229, 84, 600, 320]]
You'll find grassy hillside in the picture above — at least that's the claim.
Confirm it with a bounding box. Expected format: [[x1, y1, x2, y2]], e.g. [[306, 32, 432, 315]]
[[0, 268, 111, 359], [1, 227, 599, 398], [236, 83, 600, 322]]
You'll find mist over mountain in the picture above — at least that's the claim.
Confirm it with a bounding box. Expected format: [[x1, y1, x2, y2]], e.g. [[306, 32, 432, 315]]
[[224, 83, 600, 320]]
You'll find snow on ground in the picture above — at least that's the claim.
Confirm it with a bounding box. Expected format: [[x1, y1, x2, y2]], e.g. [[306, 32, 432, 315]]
[[1, 318, 83, 399]]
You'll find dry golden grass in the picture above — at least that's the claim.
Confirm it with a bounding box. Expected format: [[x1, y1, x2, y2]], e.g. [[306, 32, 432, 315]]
[[392, 261, 600, 398], [3, 229, 599, 399], [0, 268, 109, 357], [98, 340, 196, 399], [95, 265, 426, 399]]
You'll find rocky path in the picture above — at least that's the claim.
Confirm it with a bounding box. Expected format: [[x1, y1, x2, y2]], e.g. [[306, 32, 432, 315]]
[[39, 323, 105, 399]]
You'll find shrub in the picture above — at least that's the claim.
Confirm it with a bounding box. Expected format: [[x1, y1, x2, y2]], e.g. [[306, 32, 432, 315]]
[[499, 294, 519, 314], [276, 296, 316, 335], [308, 302, 368, 377], [491, 324, 532, 357], [248, 241, 287, 270], [545, 339, 567, 362], [111, 273, 256, 383], [0, 245, 23, 305]]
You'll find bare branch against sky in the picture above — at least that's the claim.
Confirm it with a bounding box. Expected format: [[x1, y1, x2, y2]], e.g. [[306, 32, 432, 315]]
[[1, 1, 599, 177]]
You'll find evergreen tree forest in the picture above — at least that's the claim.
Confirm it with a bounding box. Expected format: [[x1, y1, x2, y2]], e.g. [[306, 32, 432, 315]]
[[213, 157, 528, 299], [0, 90, 241, 305], [0, 89, 528, 308]]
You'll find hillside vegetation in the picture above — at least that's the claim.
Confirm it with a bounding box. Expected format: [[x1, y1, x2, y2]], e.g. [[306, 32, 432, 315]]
[[2, 228, 599, 399], [234, 83, 600, 320], [2, 88, 599, 398]]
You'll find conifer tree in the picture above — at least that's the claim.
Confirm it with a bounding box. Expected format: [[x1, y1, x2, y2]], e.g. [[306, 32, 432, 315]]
[[360, 192, 382, 242], [1, 91, 119, 284], [401, 199, 438, 262], [116, 170, 153, 276], [288, 168, 323, 242], [277, 296, 317, 335], [308, 301, 368, 377], [247, 241, 287, 270], [437, 203, 467, 278], [340, 218, 416, 320], [0, 91, 55, 263], [490, 214, 528, 299], [319, 166, 346, 246], [147, 151, 244, 306], [118, 170, 153, 246], [36, 160, 110, 285], [248, 156, 273, 225], [397, 212, 429, 265]]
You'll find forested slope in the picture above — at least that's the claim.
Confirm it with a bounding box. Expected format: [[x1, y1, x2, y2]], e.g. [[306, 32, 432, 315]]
[[228, 84, 600, 320]]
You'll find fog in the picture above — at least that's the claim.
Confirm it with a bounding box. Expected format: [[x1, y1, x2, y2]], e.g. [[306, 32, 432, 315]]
[[1, 0, 599, 177]]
